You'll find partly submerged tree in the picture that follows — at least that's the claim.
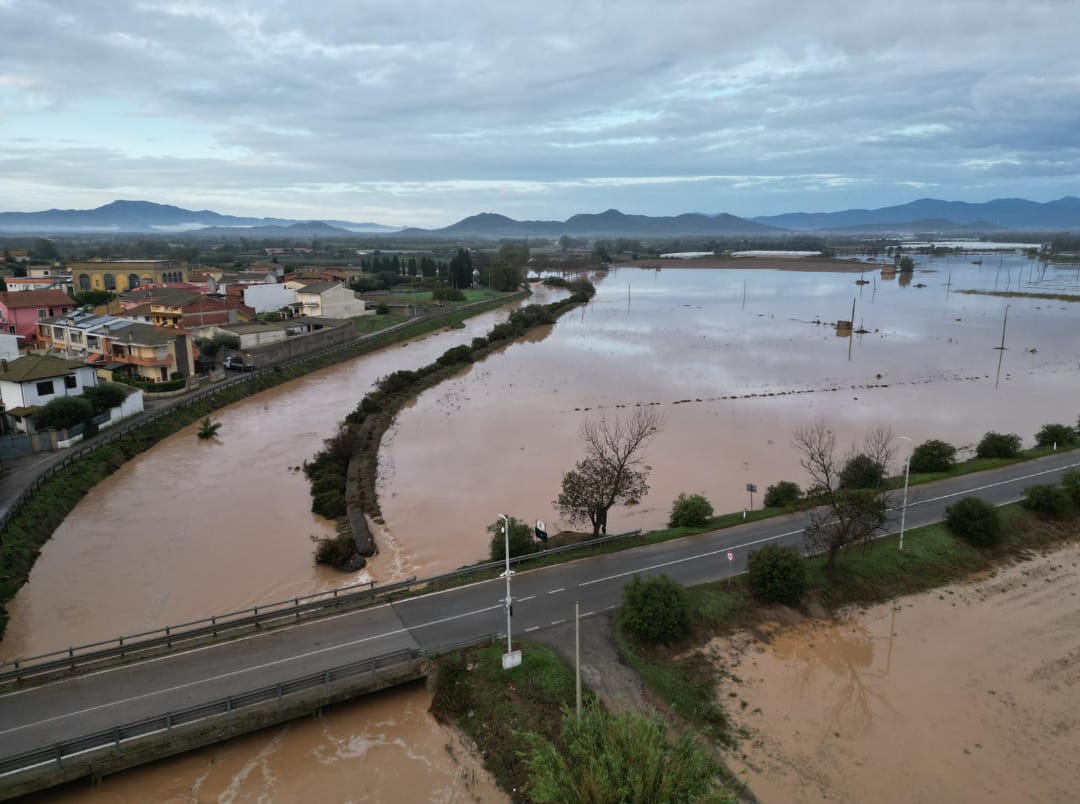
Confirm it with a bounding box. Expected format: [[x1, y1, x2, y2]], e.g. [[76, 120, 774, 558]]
[[197, 417, 222, 440], [555, 409, 662, 537]]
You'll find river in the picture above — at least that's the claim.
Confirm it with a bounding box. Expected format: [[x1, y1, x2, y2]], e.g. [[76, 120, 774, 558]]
[[5, 257, 1078, 801]]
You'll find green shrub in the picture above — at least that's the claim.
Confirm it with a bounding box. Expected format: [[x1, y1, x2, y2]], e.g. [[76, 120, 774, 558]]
[[1035, 423, 1077, 448], [524, 702, 720, 804], [839, 453, 885, 489], [470, 336, 488, 351], [975, 431, 1022, 459], [945, 497, 1002, 547], [909, 439, 957, 473], [1063, 470, 1080, 506], [1021, 484, 1073, 520], [668, 493, 714, 528], [83, 382, 128, 413], [488, 516, 538, 561], [899, 255, 915, 271], [622, 574, 690, 644], [34, 396, 93, 430], [375, 302, 389, 315], [763, 480, 802, 508], [746, 544, 807, 605], [436, 344, 473, 367], [432, 286, 465, 302]]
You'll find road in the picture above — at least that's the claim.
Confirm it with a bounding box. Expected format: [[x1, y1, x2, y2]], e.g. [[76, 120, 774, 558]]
[[1, 450, 1077, 764]]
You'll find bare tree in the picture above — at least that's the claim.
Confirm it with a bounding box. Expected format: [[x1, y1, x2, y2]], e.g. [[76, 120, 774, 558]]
[[793, 418, 894, 574], [793, 418, 839, 494], [556, 409, 662, 537]]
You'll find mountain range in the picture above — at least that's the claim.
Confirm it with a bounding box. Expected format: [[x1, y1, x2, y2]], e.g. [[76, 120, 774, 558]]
[[0, 197, 1078, 238], [0, 200, 399, 234], [751, 197, 1080, 231]]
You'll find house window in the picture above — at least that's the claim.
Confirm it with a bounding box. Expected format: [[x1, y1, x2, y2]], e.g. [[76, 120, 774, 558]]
[[64, 375, 78, 389], [7, 326, 14, 335], [79, 274, 91, 291], [104, 274, 116, 291], [36, 380, 55, 396], [38, 309, 47, 319]]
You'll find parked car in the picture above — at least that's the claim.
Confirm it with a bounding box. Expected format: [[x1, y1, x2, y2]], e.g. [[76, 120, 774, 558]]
[[223, 354, 250, 371]]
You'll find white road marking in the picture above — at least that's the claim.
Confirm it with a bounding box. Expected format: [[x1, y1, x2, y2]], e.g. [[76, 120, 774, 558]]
[[551, 619, 566, 626], [525, 626, 539, 633], [0, 604, 503, 738], [548, 587, 565, 594], [518, 595, 536, 602]]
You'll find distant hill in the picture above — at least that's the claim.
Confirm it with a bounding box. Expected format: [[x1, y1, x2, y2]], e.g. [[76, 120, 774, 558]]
[[400, 208, 777, 238], [752, 197, 1080, 231], [0, 200, 400, 234], [826, 218, 1009, 234]]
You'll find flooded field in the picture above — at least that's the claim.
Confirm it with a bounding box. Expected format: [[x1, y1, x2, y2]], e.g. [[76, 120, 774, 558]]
[[33, 682, 505, 804], [717, 542, 1080, 802], [380, 255, 1080, 574], [2, 255, 1076, 802]]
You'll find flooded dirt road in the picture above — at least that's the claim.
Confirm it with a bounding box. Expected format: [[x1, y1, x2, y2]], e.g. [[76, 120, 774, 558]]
[[34, 682, 505, 804], [381, 257, 1080, 575], [717, 543, 1080, 803]]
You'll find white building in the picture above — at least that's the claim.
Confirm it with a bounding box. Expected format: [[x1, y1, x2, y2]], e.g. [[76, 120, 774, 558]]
[[243, 283, 296, 314], [294, 282, 371, 318], [0, 354, 98, 433]]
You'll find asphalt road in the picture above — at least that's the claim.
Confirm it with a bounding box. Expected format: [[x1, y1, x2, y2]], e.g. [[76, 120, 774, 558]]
[[1, 450, 1077, 763]]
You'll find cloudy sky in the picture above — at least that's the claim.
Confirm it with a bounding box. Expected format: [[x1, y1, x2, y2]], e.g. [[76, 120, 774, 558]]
[[1, 0, 1077, 227]]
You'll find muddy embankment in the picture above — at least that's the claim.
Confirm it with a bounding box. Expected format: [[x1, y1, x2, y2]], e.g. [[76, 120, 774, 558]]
[[712, 544, 1080, 803], [615, 256, 871, 272]]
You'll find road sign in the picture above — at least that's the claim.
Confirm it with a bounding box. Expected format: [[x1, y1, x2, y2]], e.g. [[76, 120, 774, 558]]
[[745, 483, 757, 493], [727, 551, 734, 563], [535, 519, 548, 543], [502, 650, 522, 670]]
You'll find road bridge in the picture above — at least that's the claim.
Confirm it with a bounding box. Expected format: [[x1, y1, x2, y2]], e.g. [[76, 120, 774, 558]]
[[1, 450, 1077, 798]]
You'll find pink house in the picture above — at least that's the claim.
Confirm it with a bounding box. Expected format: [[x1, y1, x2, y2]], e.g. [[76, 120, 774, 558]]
[[0, 289, 74, 345]]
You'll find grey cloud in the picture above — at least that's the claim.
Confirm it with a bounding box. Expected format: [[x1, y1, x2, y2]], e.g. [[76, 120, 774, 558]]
[[1, 0, 1078, 222]]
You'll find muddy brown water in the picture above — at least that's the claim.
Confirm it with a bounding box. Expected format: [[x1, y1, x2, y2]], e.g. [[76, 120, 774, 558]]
[[32, 682, 505, 803], [715, 543, 1080, 802], [381, 257, 1080, 575], [4, 258, 1077, 801]]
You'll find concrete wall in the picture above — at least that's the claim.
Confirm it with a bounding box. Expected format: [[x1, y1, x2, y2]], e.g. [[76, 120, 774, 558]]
[[241, 323, 356, 369], [243, 284, 296, 314]]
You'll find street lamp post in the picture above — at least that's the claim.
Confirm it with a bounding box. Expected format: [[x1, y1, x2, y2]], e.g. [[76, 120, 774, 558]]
[[499, 514, 521, 670], [898, 436, 912, 551]]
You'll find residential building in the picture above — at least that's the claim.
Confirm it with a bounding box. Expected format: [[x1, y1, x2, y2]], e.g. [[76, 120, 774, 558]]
[[294, 282, 371, 318], [4, 249, 30, 264], [118, 287, 253, 333], [36, 311, 195, 382], [0, 289, 75, 344], [0, 354, 98, 433], [68, 259, 189, 293], [242, 283, 296, 314], [5, 276, 75, 294]]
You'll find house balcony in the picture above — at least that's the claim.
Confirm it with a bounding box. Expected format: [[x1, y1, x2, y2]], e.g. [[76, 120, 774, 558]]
[[106, 352, 173, 368]]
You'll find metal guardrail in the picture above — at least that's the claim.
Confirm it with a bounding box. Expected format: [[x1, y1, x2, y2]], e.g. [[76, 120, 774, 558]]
[[0, 632, 497, 780], [0, 527, 641, 685]]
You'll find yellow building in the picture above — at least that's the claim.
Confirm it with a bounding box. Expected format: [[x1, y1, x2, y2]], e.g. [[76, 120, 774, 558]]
[[69, 260, 189, 293]]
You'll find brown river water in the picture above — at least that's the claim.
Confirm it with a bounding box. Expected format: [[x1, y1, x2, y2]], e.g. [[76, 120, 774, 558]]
[[5, 256, 1078, 801], [715, 542, 1080, 803]]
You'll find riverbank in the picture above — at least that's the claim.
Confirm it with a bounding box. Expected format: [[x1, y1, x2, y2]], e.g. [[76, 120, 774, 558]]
[[0, 291, 526, 639], [308, 280, 594, 566]]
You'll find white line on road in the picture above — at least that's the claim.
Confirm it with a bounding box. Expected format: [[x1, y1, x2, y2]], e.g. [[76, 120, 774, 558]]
[[548, 588, 565, 594], [518, 595, 536, 602], [525, 626, 539, 633], [0, 604, 504, 738], [551, 619, 566, 626], [578, 529, 803, 587]]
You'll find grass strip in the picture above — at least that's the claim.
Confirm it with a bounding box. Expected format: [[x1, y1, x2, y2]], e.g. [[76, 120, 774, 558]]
[[430, 641, 589, 799]]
